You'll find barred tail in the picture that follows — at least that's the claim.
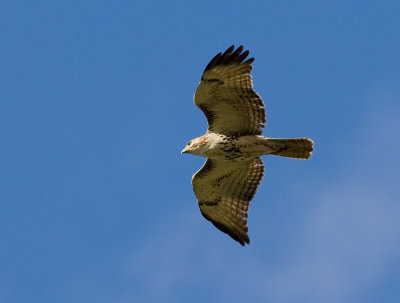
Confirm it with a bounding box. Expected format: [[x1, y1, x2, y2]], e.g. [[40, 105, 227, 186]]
[[264, 138, 314, 159]]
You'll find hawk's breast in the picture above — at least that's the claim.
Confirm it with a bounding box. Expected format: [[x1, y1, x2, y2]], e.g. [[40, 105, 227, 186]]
[[199, 133, 264, 161]]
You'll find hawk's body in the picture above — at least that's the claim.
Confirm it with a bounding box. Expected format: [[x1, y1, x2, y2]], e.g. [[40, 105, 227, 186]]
[[182, 46, 313, 246]]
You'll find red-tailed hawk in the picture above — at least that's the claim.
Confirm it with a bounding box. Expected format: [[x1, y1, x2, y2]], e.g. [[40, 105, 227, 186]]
[[182, 45, 313, 246]]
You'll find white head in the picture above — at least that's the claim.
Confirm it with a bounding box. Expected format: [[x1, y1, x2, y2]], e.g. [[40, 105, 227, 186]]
[[181, 136, 208, 155]]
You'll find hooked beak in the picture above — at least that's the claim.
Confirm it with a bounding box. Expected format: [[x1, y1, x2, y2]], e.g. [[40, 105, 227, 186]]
[[181, 146, 189, 154]]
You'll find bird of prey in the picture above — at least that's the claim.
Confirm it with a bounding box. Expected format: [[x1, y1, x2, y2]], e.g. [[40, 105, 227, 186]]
[[182, 45, 313, 246]]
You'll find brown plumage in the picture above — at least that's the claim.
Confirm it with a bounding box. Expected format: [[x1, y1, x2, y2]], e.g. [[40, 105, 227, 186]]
[[182, 45, 314, 246]]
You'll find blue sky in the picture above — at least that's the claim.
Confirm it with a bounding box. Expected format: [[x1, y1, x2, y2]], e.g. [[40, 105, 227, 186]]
[[1, 1, 400, 302]]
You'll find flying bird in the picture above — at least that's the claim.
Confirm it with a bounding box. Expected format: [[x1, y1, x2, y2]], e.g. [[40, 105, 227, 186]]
[[182, 45, 314, 246]]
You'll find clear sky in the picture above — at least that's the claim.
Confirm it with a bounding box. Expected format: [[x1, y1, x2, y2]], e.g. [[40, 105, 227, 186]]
[[1, 1, 400, 302]]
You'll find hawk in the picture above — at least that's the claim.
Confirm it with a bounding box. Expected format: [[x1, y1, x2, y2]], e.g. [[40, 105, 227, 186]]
[[182, 45, 314, 246]]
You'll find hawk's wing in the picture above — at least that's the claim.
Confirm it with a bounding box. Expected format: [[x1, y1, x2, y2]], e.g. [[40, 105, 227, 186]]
[[192, 157, 265, 246], [194, 45, 266, 136]]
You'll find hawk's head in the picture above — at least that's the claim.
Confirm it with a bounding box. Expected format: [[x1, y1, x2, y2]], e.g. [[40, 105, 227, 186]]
[[181, 135, 208, 155]]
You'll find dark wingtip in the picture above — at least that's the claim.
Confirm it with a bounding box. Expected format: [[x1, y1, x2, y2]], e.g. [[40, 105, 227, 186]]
[[244, 57, 254, 65], [203, 52, 222, 72], [243, 235, 250, 246], [222, 45, 235, 56], [238, 236, 250, 246], [201, 211, 250, 246], [237, 233, 250, 246], [203, 45, 253, 73]]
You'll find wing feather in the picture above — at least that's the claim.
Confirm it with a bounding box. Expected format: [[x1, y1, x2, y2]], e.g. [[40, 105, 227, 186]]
[[192, 158, 265, 246], [194, 45, 266, 136]]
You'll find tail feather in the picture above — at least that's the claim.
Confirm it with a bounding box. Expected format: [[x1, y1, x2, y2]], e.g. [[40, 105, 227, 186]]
[[265, 138, 314, 159]]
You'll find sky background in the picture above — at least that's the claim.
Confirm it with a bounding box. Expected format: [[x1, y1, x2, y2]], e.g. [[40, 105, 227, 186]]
[[1, 1, 400, 302]]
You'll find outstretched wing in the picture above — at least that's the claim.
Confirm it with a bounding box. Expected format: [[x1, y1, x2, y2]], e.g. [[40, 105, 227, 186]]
[[192, 157, 265, 246], [194, 45, 266, 136]]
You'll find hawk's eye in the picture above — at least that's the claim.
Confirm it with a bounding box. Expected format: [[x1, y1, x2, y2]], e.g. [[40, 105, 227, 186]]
[[187, 141, 191, 146]]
